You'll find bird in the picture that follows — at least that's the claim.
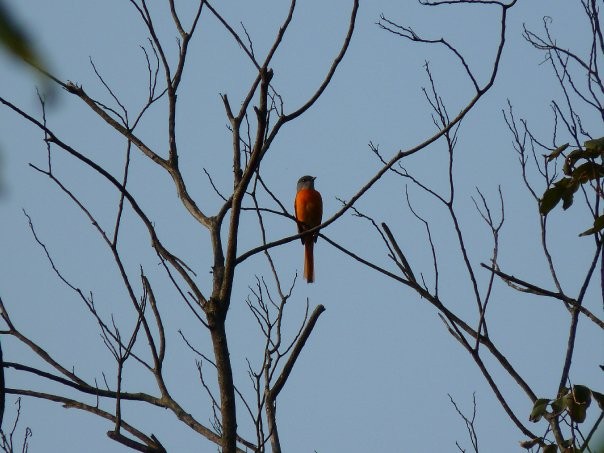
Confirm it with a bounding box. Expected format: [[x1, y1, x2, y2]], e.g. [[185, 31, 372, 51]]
[[294, 175, 323, 283]]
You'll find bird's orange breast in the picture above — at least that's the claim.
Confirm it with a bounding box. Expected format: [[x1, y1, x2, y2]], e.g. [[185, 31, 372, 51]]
[[295, 188, 323, 228]]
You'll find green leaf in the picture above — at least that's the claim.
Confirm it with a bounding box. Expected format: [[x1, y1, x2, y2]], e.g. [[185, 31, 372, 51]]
[[551, 394, 569, 416], [567, 398, 587, 423], [579, 215, 604, 237], [563, 149, 584, 175], [561, 186, 576, 210], [560, 178, 579, 210], [563, 148, 604, 175], [562, 154, 576, 176], [561, 385, 592, 424], [529, 398, 550, 422], [540, 178, 581, 214], [547, 143, 570, 161], [592, 390, 604, 410], [571, 162, 604, 183], [540, 185, 564, 215], [584, 136, 604, 151], [572, 385, 592, 406]]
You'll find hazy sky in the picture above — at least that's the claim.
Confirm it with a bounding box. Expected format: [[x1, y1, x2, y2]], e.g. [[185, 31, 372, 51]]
[[0, 1, 602, 452]]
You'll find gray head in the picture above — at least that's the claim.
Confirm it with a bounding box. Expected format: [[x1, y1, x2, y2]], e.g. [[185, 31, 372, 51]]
[[297, 175, 316, 191]]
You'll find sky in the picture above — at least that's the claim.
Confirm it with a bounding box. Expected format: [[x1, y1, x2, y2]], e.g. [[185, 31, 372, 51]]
[[0, 1, 602, 452]]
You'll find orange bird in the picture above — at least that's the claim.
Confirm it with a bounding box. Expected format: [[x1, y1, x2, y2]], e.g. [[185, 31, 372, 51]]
[[294, 175, 323, 283]]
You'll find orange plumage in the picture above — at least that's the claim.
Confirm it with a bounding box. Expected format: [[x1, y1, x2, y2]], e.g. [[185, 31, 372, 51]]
[[294, 175, 323, 283]]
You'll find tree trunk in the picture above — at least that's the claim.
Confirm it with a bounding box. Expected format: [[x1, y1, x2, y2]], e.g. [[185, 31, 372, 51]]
[[209, 315, 237, 452]]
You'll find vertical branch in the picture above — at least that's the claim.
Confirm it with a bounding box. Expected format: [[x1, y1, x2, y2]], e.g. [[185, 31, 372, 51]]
[[557, 240, 602, 391], [0, 399, 32, 453], [0, 340, 4, 433], [113, 139, 132, 246], [472, 187, 505, 348], [205, 317, 237, 452], [449, 393, 479, 453]]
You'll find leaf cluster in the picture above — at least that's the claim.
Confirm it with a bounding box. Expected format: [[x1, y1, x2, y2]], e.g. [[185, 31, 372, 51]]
[[540, 138, 604, 236], [525, 385, 604, 452]]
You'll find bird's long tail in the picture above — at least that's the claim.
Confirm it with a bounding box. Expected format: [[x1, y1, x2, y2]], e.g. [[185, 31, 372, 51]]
[[304, 239, 315, 283]]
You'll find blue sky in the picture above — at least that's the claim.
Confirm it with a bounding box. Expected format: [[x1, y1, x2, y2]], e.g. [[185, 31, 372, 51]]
[[0, 1, 602, 452]]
